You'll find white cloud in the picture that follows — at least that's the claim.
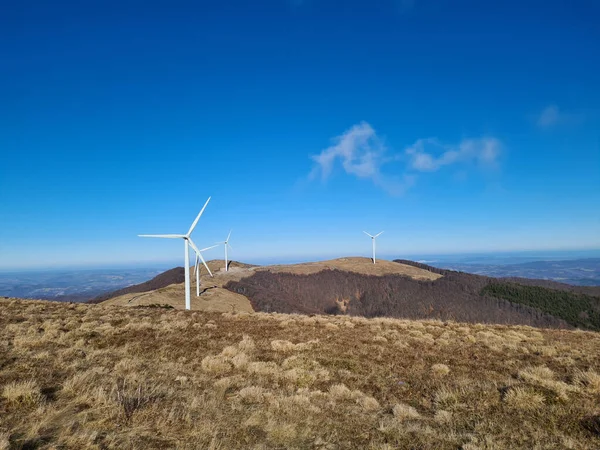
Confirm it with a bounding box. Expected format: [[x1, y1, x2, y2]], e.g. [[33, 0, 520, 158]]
[[537, 104, 561, 128], [310, 122, 383, 180], [310, 122, 502, 195], [405, 137, 501, 172]]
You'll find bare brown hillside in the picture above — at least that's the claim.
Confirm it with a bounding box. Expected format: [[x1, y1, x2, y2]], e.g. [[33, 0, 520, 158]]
[[97, 258, 441, 313]]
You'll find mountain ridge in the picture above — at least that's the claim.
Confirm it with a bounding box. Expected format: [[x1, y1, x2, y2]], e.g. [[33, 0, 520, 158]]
[[92, 257, 600, 331]]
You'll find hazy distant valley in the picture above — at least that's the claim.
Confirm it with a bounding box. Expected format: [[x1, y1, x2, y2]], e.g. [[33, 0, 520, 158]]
[[434, 258, 600, 286], [0, 268, 166, 302]]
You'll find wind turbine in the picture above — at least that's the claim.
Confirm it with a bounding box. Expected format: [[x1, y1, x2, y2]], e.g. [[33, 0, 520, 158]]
[[139, 197, 212, 310], [193, 244, 218, 296], [363, 231, 384, 264], [216, 230, 233, 272]]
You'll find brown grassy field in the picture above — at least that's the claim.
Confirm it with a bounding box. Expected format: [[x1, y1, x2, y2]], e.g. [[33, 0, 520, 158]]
[[255, 257, 442, 280], [1, 298, 599, 449]]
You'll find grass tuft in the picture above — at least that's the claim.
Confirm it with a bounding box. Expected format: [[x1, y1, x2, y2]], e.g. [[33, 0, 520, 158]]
[[2, 380, 43, 407]]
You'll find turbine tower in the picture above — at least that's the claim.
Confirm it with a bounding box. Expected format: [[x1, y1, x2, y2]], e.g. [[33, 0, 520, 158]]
[[139, 197, 212, 310], [217, 230, 233, 272], [363, 231, 384, 264], [193, 244, 218, 297]]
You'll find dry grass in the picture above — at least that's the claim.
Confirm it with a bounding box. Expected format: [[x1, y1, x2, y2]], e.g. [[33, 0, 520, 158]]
[[2, 380, 42, 407], [257, 256, 442, 280], [0, 298, 599, 449]]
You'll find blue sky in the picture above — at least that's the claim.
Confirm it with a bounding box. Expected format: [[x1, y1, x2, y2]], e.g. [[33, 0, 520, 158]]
[[1, 0, 599, 270]]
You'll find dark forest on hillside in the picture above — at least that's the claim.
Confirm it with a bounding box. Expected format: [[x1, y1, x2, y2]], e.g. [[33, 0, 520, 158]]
[[224, 269, 570, 329], [482, 282, 600, 331]]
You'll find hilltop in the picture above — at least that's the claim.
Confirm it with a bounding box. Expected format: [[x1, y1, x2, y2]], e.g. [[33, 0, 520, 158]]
[[97, 257, 439, 313], [94, 257, 600, 331], [1, 298, 599, 449]]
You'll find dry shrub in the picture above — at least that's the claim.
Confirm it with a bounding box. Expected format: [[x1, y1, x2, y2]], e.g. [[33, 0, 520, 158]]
[[372, 335, 388, 344], [246, 361, 279, 379], [271, 339, 318, 353], [61, 370, 98, 396], [434, 387, 464, 411], [431, 363, 451, 377], [112, 377, 163, 423], [237, 335, 256, 353], [220, 345, 240, 357], [574, 369, 600, 394], [504, 387, 545, 410], [328, 384, 352, 401], [201, 355, 233, 375], [518, 365, 579, 400], [529, 344, 558, 357], [231, 352, 250, 370], [265, 420, 298, 446], [238, 386, 268, 404], [271, 340, 297, 353], [392, 403, 421, 421], [434, 409, 452, 424], [2, 380, 43, 407], [0, 432, 9, 450], [356, 394, 380, 411]]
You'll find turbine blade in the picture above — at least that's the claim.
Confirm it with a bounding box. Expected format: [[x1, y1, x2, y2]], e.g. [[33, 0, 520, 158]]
[[200, 244, 219, 252], [187, 238, 201, 255], [363, 231, 374, 238], [197, 251, 213, 277], [188, 238, 213, 277], [187, 196, 211, 236], [227, 243, 233, 251], [375, 231, 384, 238], [226, 229, 232, 242], [138, 234, 185, 238]]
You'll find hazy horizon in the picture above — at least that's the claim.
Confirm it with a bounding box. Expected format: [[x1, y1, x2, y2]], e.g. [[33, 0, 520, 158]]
[[2, 248, 599, 273]]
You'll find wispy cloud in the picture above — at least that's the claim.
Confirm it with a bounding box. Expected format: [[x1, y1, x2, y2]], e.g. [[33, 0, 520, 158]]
[[535, 104, 583, 129], [537, 104, 561, 128], [405, 137, 501, 172], [309, 122, 502, 195]]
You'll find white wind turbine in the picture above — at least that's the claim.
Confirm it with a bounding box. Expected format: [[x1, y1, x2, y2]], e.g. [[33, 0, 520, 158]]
[[193, 244, 218, 297], [139, 197, 212, 310], [216, 230, 233, 272], [363, 231, 384, 264]]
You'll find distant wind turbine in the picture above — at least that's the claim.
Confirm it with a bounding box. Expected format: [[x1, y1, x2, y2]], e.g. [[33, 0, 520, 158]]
[[363, 231, 384, 264], [193, 244, 218, 296], [216, 230, 233, 272], [139, 197, 212, 310]]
